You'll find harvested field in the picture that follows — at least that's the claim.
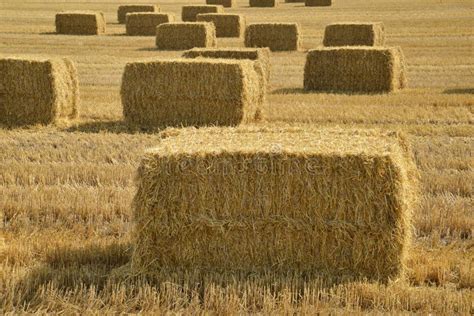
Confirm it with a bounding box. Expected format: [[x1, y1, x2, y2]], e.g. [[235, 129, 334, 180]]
[[245, 23, 301, 51], [304, 47, 406, 93], [155, 22, 216, 50], [117, 5, 159, 24], [125, 13, 174, 36], [197, 13, 244, 38], [0, 57, 79, 126], [206, 0, 233, 8], [55, 11, 106, 35], [249, 0, 277, 7], [121, 59, 263, 126], [181, 5, 224, 22], [323, 22, 386, 47]]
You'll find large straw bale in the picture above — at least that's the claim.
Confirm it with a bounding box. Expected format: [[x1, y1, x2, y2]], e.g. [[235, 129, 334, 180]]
[[245, 23, 300, 51], [324, 22, 385, 47], [126, 13, 174, 36], [117, 5, 160, 24], [131, 126, 418, 282], [206, 0, 234, 8], [0, 57, 80, 126], [249, 0, 277, 7], [304, 47, 406, 93], [156, 22, 216, 50], [55, 11, 106, 35], [182, 5, 224, 22], [197, 13, 244, 38], [305, 0, 332, 6], [121, 59, 263, 127]]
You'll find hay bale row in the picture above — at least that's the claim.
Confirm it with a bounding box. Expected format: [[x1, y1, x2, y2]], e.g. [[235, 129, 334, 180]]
[[117, 5, 160, 24], [206, 0, 234, 8], [305, 0, 332, 6], [121, 59, 264, 127], [196, 13, 245, 38], [249, 0, 277, 7], [156, 22, 216, 50], [125, 13, 174, 36], [245, 23, 301, 51], [324, 22, 385, 47], [182, 5, 224, 22], [55, 11, 106, 35], [0, 57, 80, 126], [131, 126, 417, 282], [304, 47, 406, 93]]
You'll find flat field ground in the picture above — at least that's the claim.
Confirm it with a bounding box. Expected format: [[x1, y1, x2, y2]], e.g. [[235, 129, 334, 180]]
[[0, 0, 473, 313]]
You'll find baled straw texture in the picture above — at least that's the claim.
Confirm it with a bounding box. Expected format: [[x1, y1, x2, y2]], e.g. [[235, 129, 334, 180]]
[[196, 13, 245, 38], [117, 5, 160, 24], [305, 0, 332, 6], [121, 59, 263, 127], [245, 23, 300, 51], [131, 126, 418, 282], [206, 0, 234, 8], [182, 5, 224, 22], [323, 22, 385, 47], [304, 47, 406, 93], [0, 57, 80, 126], [156, 22, 216, 50], [125, 13, 174, 36], [249, 0, 277, 7], [55, 11, 106, 35]]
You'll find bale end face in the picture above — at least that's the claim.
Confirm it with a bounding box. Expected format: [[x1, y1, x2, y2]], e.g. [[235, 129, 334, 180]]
[[305, 0, 332, 6], [131, 127, 417, 282], [55, 11, 106, 35], [156, 22, 217, 50], [117, 5, 160, 24], [206, 0, 234, 8], [245, 23, 301, 51], [126, 13, 175, 36], [249, 0, 277, 7], [323, 22, 385, 47], [0, 57, 80, 126], [196, 13, 245, 38], [181, 5, 224, 22]]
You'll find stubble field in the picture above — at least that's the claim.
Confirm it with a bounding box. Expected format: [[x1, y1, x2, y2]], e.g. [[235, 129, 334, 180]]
[[0, 0, 473, 313]]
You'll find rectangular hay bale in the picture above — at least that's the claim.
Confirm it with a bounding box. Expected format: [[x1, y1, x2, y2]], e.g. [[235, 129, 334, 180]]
[[206, 0, 234, 8], [131, 127, 417, 282], [55, 11, 106, 35], [117, 5, 160, 24], [245, 23, 300, 51], [196, 13, 244, 38], [156, 22, 216, 50], [323, 22, 385, 47], [121, 59, 264, 126], [0, 57, 80, 126], [182, 5, 224, 22], [304, 47, 406, 93], [126, 12, 174, 36], [305, 0, 332, 6], [249, 0, 277, 7]]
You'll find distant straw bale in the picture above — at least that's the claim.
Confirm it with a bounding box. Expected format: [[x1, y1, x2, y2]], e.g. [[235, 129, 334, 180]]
[[206, 0, 234, 8], [305, 0, 332, 6], [285, 0, 305, 2], [182, 5, 224, 22], [156, 22, 216, 50], [197, 13, 245, 38], [131, 126, 418, 282], [121, 59, 264, 127], [304, 47, 407, 93], [55, 11, 106, 35], [324, 22, 385, 47], [249, 0, 277, 7], [245, 23, 300, 51], [126, 13, 174, 36], [0, 57, 80, 126], [117, 5, 160, 24]]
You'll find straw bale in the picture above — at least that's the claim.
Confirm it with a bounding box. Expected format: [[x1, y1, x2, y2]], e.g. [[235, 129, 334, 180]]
[[121, 59, 264, 127], [323, 22, 385, 47], [206, 0, 234, 8], [126, 13, 174, 36], [131, 126, 418, 282], [285, 0, 305, 2], [305, 0, 332, 6], [182, 5, 224, 22], [0, 57, 80, 126], [156, 22, 216, 50], [117, 5, 160, 24], [304, 47, 406, 93], [197, 13, 244, 38], [55, 11, 106, 35], [249, 0, 277, 7], [245, 23, 300, 51]]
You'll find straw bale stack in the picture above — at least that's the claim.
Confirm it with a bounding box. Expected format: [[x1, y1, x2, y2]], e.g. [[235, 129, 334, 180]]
[[206, 0, 234, 8], [245, 23, 301, 51], [118, 5, 160, 24], [197, 13, 245, 38], [323, 22, 385, 47], [55, 11, 106, 35], [305, 0, 332, 6], [182, 5, 224, 22], [250, 0, 277, 7], [156, 22, 216, 50], [126, 13, 174, 36]]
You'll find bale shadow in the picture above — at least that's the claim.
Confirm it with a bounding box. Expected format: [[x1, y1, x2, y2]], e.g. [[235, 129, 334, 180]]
[[443, 88, 474, 95], [271, 87, 310, 95], [66, 120, 163, 134], [137, 47, 159, 51], [271, 87, 395, 96]]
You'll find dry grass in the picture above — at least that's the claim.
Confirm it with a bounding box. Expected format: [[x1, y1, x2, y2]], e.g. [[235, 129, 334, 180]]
[[0, 0, 473, 313]]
